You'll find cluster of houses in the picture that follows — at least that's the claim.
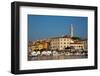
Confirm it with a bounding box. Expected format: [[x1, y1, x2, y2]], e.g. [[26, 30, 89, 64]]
[[28, 35, 87, 56]]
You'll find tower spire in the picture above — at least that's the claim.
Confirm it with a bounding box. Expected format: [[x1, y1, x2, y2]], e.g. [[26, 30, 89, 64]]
[[70, 24, 74, 37]]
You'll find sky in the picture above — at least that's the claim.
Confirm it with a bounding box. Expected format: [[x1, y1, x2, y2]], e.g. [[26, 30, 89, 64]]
[[28, 15, 88, 41]]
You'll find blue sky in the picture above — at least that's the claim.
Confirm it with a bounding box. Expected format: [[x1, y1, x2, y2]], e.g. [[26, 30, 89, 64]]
[[28, 15, 88, 41]]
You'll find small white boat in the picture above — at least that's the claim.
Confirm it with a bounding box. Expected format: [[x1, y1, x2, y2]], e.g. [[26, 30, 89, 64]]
[[46, 51, 52, 56], [53, 51, 58, 56], [41, 51, 47, 56], [37, 51, 40, 55], [31, 51, 38, 56]]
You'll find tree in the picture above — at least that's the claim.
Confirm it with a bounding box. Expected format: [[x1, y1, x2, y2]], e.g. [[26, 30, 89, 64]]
[[71, 37, 81, 40]]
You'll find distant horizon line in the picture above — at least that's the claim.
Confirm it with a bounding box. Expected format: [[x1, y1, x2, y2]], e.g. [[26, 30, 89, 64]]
[[28, 34, 87, 41]]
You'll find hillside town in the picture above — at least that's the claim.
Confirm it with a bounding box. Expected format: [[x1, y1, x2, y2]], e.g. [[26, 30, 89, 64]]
[[28, 24, 88, 60]]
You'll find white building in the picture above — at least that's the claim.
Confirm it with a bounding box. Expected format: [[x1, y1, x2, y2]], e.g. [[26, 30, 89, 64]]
[[50, 36, 74, 50]]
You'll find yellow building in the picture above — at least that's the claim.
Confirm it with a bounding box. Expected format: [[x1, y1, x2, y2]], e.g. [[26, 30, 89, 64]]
[[31, 45, 35, 51], [38, 43, 44, 50], [31, 41, 49, 51]]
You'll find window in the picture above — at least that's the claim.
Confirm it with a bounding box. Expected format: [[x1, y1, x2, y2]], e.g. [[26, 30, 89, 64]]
[[64, 42, 66, 44]]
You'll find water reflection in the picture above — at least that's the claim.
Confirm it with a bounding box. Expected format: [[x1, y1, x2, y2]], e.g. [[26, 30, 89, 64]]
[[28, 55, 88, 61]]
